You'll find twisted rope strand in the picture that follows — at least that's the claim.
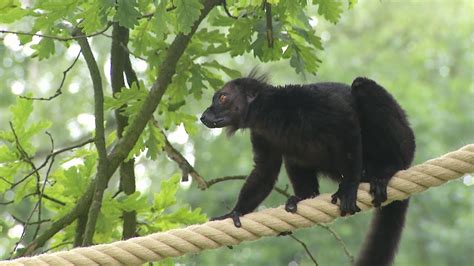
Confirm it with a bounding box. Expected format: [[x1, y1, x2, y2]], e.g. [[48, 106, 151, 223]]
[[3, 144, 473, 266]]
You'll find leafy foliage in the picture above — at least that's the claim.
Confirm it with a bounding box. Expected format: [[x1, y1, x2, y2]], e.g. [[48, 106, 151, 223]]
[[175, 0, 204, 34], [0, 0, 472, 264], [314, 0, 343, 24], [0, 98, 51, 193], [95, 174, 206, 242], [0, 0, 358, 261]]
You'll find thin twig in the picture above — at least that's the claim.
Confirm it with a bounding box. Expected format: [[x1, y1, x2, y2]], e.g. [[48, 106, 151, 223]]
[[33, 132, 55, 239], [10, 138, 94, 189], [289, 234, 319, 265], [29, 132, 63, 241], [41, 194, 66, 206], [0, 24, 112, 41], [11, 215, 51, 226], [43, 241, 73, 253], [9, 122, 44, 253], [318, 224, 354, 263], [274, 184, 290, 198], [9, 122, 41, 187], [6, 130, 76, 255], [21, 49, 82, 101], [8, 129, 57, 255], [206, 175, 246, 186], [222, 0, 238, 19], [0, 176, 14, 185], [119, 43, 146, 61], [206, 175, 290, 198]]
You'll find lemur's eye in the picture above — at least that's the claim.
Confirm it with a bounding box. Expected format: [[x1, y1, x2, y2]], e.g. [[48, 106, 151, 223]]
[[219, 94, 227, 105]]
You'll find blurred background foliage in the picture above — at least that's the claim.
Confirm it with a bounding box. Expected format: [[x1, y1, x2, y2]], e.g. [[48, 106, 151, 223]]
[[0, 0, 473, 265]]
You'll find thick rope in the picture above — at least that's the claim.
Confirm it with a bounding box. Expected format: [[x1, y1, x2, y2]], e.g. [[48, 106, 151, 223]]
[[3, 144, 474, 266]]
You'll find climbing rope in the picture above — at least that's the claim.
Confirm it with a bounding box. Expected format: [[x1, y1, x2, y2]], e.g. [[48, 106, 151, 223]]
[[3, 144, 474, 266]]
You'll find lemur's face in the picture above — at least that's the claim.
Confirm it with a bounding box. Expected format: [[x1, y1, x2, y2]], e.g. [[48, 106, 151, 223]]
[[200, 81, 247, 128]]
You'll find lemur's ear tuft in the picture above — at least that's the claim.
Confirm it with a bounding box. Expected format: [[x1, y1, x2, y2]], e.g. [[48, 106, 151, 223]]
[[248, 66, 269, 84]]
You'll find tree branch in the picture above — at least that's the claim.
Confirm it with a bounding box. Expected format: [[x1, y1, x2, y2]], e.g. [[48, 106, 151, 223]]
[[107, 0, 220, 171], [73, 214, 87, 247], [150, 120, 208, 189], [265, 1, 273, 48], [73, 27, 108, 246], [111, 22, 137, 240], [16, 0, 221, 256]]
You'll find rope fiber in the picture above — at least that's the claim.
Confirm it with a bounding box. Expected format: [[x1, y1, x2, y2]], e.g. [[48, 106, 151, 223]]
[[3, 144, 474, 266]]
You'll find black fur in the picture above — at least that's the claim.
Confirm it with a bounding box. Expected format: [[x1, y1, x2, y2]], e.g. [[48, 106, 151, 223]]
[[201, 75, 415, 266]]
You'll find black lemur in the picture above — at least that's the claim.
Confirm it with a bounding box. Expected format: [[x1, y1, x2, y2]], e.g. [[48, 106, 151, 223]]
[[200, 72, 415, 266]]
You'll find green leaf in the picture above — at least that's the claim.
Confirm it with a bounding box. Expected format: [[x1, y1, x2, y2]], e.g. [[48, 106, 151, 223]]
[[348, 0, 358, 9], [105, 82, 148, 118], [285, 1, 312, 30], [189, 29, 229, 57], [9, 97, 33, 129], [145, 122, 165, 160], [0, 164, 19, 192], [24, 120, 53, 139], [175, 0, 204, 34], [208, 12, 235, 27], [152, 0, 169, 42], [228, 18, 254, 56], [180, 114, 198, 136], [79, 1, 112, 34], [0, 145, 16, 162], [203, 60, 241, 79], [96, 194, 122, 242], [116, 0, 140, 28], [0, 0, 16, 9], [131, 19, 154, 54], [126, 132, 145, 161], [116, 191, 149, 212], [285, 30, 322, 74], [314, 0, 343, 24], [200, 67, 224, 90], [158, 207, 207, 230], [0, 2, 29, 23], [31, 0, 77, 34], [14, 178, 35, 203], [61, 166, 89, 197], [189, 66, 205, 99], [31, 38, 56, 60], [153, 174, 180, 211], [166, 65, 190, 109]]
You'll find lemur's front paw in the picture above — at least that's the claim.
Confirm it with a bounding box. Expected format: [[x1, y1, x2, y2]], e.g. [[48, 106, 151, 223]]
[[331, 182, 361, 216], [370, 178, 388, 207], [210, 210, 242, 228], [285, 195, 302, 213]]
